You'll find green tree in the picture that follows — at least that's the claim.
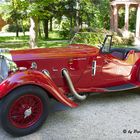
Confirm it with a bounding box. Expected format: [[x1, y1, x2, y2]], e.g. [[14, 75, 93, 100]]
[[0, 0, 111, 47], [0, 0, 60, 48], [28, 0, 61, 47], [0, 0, 28, 37]]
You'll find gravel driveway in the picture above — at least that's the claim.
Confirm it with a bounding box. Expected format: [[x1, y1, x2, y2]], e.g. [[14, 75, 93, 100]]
[[0, 92, 140, 140]]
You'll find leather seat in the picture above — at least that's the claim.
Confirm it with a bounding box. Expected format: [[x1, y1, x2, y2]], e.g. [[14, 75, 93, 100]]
[[110, 47, 140, 60]]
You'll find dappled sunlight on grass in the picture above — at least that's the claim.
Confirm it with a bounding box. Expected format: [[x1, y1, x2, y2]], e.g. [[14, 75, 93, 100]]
[[0, 36, 29, 43], [0, 31, 68, 50], [48, 31, 66, 40], [0, 43, 29, 50], [0, 41, 68, 50]]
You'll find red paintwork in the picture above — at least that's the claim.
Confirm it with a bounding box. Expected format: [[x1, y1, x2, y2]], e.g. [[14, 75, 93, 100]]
[[8, 94, 43, 128], [0, 70, 77, 108], [1, 43, 140, 108]]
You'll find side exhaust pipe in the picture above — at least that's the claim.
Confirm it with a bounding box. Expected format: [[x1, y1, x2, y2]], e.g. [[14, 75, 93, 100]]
[[62, 69, 87, 101]]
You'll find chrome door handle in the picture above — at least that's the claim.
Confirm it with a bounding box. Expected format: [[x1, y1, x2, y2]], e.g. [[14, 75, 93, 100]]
[[92, 61, 96, 76]]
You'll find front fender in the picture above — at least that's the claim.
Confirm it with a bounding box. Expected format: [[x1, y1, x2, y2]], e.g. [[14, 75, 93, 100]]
[[0, 70, 78, 108]]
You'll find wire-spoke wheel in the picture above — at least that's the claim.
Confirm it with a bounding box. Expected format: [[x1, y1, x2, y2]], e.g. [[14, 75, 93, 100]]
[[0, 85, 49, 136]]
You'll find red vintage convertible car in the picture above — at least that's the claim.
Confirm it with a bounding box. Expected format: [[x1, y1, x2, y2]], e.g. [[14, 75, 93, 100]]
[[0, 34, 140, 136]]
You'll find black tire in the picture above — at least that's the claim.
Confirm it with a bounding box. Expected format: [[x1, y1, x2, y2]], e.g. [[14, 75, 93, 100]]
[[0, 85, 49, 136]]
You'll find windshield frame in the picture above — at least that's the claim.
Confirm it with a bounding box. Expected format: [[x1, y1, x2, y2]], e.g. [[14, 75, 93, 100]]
[[100, 35, 113, 54]]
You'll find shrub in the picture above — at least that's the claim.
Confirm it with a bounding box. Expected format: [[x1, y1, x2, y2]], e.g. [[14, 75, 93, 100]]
[[112, 35, 134, 45], [2, 24, 22, 32], [1, 24, 29, 32]]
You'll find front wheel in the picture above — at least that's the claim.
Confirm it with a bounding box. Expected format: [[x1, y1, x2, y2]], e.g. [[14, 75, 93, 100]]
[[0, 85, 49, 136]]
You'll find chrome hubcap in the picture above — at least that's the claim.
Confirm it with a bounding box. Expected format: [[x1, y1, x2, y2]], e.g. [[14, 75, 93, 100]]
[[24, 107, 32, 118]]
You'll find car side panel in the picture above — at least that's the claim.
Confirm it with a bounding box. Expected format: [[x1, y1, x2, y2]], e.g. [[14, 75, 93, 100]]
[[76, 51, 140, 90], [0, 70, 78, 108]]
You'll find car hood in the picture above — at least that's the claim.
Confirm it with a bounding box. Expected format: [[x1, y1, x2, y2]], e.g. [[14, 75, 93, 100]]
[[10, 44, 99, 62]]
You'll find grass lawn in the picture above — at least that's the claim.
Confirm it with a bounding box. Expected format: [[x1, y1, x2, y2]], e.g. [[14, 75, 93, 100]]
[[0, 31, 69, 50]]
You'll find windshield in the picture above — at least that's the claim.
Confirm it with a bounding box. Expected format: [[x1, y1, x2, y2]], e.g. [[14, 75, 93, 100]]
[[70, 32, 104, 48]]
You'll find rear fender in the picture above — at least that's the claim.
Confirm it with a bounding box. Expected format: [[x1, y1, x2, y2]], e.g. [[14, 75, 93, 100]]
[[131, 58, 140, 81], [0, 70, 78, 108]]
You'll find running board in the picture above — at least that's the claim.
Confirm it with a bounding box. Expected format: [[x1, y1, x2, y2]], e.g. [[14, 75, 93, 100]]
[[105, 83, 137, 92]]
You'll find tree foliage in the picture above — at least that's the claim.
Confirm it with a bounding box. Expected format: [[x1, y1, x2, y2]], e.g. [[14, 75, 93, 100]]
[[0, 0, 111, 47]]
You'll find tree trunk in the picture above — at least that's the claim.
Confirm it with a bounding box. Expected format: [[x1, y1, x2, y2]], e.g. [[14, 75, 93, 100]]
[[87, 15, 91, 31], [69, 1, 73, 36], [38, 20, 42, 38], [15, 20, 19, 37], [21, 20, 25, 36], [50, 17, 53, 31], [75, 0, 80, 33], [70, 16, 73, 34], [29, 16, 39, 48], [80, 17, 83, 30], [44, 19, 49, 39]]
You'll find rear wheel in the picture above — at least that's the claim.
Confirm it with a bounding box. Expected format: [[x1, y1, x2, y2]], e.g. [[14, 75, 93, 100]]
[[0, 85, 49, 136]]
